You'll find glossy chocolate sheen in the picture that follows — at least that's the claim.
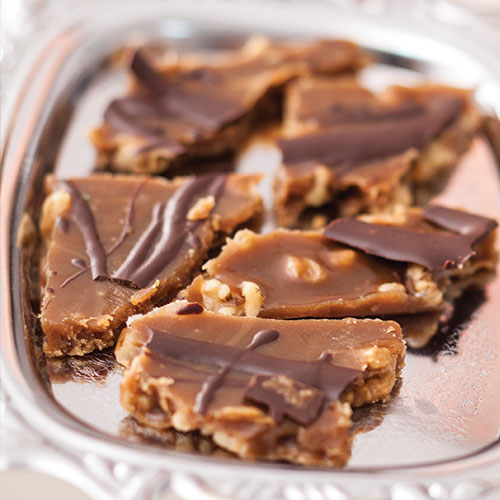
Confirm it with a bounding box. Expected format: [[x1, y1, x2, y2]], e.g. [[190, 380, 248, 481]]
[[278, 95, 462, 166], [286, 80, 421, 129], [110, 52, 251, 134], [185, 229, 441, 318], [117, 302, 403, 418], [40, 173, 261, 356], [324, 205, 497, 270], [424, 205, 498, 245]]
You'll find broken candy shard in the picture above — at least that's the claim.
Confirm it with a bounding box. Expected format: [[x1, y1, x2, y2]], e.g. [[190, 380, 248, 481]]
[[116, 302, 404, 465], [39, 173, 262, 357], [274, 79, 482, 227], [183, 205, 496, 325]]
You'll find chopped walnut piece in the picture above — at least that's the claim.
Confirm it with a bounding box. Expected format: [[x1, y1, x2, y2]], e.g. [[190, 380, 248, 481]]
[[304, 166, 331, 206], [377, 282, 406, 294], [40, 190, 72, 239], [328, 249, 356, 267], [407, 264, 443, 306], [218, 306, 239, 316], [286, 256, 326, 282], [311, 214, 328, 230], [241, 281, 263, 317], [187, 195, 215, 221], [363, 347, 393, 370], [200, 279, 232, 311]]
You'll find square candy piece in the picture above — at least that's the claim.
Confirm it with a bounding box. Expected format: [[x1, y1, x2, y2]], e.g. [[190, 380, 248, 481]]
[[39, 173, 262, 356], [116, 301, 404, 466], [275, 78, 482, 226]]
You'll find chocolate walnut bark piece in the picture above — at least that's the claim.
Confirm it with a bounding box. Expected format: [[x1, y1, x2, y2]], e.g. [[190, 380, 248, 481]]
[[39, 173, 262, 357], [116, 301, 405, 466], [91, 38, 368, 175], [184, 205, 497, 325], [275, 78, 483, 226]]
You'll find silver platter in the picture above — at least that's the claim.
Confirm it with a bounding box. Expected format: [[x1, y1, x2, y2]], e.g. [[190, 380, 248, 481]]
[[1, 1, 500, 499]]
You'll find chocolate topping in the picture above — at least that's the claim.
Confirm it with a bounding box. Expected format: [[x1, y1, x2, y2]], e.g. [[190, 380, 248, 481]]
[[323, 217, 475, 270], [193, 329, 280, 414], [245, 374, 325, 426], [146, 328, 361, 404], [105, 50, 247, 142], [279, 96, 462, 166], [104, 98, 169, 139], [424, 205, 497, 245], [176, 303, 204, 315], [61, 179, 147, 288], [112, 202, 165, 286], [61, 180, 108, 281], [163, 86, 243, 131], [130, 51, 168, 95], [113, 175, 225, 288]]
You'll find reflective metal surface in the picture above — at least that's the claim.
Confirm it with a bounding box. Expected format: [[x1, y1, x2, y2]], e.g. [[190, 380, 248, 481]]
[[1, 1, 500, 499]]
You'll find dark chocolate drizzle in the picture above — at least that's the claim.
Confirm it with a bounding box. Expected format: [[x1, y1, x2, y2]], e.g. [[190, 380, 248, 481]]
[[60, 267, 87, 289], [146, 327, 361, 416], [60, 181, 108, 281], [176, 303, 204, 315], [194, 329, 280, 414], [245, 374, 325, 426], [130, 50, 242, 129], [112, 202, 165, 287], [323, 203, 498, 270], [104, 50, 246, 148], [60, 176, 224, 289], [162, 86, 243, 131], [279, 96, 462, 166], [424, 205, 497, 246], [60, 179, 146, 288], [107, 179, 147, 256], [113, 175, 225, 289]]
